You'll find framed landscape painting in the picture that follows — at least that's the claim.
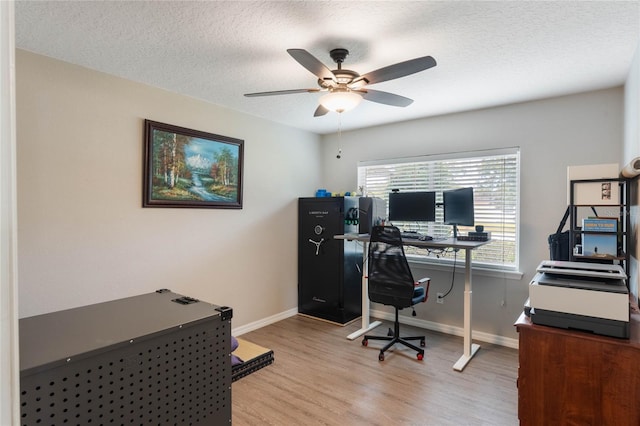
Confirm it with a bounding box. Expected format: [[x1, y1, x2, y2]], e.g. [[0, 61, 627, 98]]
[[143, 120, 244, 209]]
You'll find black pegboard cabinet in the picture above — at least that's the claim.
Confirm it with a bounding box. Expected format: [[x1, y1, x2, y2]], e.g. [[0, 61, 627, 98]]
[[19, 290, 232, 426]]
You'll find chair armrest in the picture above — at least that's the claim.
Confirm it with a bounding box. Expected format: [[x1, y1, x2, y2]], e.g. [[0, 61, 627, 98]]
[[415, 277, 431, 302]]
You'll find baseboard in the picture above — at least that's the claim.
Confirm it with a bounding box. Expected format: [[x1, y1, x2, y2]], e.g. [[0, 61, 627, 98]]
[[232, 307, 519, 350], [232, 308, 298, 336], [370, 308, 519, 350]]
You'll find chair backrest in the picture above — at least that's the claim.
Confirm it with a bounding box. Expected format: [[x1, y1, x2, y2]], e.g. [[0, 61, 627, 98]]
[[367, 226, 415, 308]]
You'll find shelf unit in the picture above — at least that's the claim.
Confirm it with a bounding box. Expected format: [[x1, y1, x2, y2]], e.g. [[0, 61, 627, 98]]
[[568, 177, 630, 279]]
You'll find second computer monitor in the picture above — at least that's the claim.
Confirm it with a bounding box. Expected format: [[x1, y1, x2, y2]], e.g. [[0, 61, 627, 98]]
[[443, 187, 475, 227], [388, 191, 436, 222]]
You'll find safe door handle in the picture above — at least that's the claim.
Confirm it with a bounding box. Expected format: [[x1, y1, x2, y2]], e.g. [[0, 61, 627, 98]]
[[308, 238, 325, 256]]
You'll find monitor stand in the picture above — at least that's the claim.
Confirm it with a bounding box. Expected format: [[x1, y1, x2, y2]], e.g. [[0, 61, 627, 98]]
[[452, 224, 459, 240]]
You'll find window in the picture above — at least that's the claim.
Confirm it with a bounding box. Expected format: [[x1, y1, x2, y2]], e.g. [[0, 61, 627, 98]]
[[358, 148, 520, 270]]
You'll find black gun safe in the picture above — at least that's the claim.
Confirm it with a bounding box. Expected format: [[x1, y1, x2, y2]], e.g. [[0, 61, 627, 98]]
[[298, 197, 363, 324], [19, 290, 232, 426]]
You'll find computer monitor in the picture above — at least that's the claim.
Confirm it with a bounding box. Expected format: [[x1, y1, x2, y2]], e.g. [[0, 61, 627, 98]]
[[443, 187, 474, 239], [388, 191, 436, 222], [358, 197, 386, 234]]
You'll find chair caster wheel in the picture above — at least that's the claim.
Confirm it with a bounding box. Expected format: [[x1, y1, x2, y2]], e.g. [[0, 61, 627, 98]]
[[417, 352, 424, 361], [362, 338, 368, 346], [378, 352, 385, 361], [420, 339, 426, 347]]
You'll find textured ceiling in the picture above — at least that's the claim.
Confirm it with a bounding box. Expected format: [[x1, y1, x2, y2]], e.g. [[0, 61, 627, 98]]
[[14, 1, 640, 135]]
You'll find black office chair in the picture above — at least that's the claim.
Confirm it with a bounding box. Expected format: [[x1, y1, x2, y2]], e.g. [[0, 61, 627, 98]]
[[362, 226, 431, 361]]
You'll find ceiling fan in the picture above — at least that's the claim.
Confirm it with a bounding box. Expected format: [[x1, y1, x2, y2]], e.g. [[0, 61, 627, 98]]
[[244, 48, 437, 117]]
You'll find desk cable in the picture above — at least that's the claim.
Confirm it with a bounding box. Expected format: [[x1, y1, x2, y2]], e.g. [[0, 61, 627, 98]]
[[354, 241, 367, 276], [422, 247, 450, 257], [440, 248, 458, 299]]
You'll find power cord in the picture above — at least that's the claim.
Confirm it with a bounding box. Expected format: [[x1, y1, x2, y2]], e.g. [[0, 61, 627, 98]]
[[424, 247, 448, 257], [354, 241, 368, 275], [440, 248, 458, 299]]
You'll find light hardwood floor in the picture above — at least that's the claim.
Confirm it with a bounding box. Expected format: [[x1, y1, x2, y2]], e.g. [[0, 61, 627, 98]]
[[232, 315, 519, 425]]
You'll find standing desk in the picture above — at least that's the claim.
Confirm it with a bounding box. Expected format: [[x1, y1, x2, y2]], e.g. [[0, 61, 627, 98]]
[[336, 233, 490, 371]]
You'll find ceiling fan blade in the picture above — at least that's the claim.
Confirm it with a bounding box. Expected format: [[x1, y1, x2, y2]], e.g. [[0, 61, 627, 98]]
[[314, 104, 329, 117], [244, 88, 320, 97], [351, 56, 437, 87], [287, 49, 337, 83], [358, 89, 414, 107]]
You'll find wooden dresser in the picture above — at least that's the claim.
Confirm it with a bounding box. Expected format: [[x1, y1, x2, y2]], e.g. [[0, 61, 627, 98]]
[[515, 310, 640, 425]]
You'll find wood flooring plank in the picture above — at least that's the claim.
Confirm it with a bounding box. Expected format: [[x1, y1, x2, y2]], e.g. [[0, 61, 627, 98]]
[[232, 315, 518, 425]]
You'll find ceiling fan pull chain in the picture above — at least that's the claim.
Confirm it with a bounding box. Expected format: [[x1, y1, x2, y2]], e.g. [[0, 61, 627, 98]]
[[336, 114, 343, 159]]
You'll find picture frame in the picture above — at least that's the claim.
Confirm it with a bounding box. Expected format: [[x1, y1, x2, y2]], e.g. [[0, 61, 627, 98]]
[[143, 120, 244, 209]]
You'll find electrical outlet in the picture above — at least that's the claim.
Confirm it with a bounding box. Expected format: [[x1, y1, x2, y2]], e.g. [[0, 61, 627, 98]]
[[436, 293, 444, 304]]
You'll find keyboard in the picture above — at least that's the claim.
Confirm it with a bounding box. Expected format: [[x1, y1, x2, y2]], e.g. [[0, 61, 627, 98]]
[[400, 232, 433, 241]]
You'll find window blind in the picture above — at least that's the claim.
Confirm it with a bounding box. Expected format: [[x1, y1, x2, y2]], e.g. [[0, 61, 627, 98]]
[[358, 148, 520, 270]]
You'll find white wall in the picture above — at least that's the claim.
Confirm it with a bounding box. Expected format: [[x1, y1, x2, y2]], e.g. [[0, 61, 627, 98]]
[[624, 41, 640, 304], [321, 88, 624, 339], [14, 47, 632, 345], [16, 50, 322, 328]]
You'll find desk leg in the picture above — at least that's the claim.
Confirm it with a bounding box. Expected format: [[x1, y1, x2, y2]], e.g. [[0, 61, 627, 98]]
[[347, 241, 382, 340], [453, 248, 480, 371]]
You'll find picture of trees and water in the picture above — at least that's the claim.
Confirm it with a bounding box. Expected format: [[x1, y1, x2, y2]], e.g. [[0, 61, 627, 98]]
[[146, 123, 243, 208]]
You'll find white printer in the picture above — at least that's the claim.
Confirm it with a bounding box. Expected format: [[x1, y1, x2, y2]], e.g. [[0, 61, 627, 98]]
[[528, 260, 629, 338]]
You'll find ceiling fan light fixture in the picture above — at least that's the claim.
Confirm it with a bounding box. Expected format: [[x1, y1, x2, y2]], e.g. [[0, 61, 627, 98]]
[[319, 90, 362, 113]]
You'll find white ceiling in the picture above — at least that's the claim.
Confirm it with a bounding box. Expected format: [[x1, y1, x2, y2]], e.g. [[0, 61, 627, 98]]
[[14, 1, 640, 135]]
